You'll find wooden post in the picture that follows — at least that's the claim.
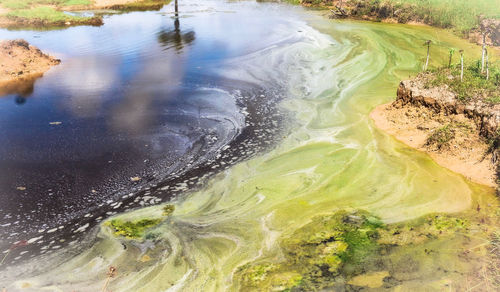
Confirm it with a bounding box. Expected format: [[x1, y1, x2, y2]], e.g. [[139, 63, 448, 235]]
[[459, 50, 464, 82], [486, 47, 489, 80], [481, 31, 486, 73], [423, 40, 431, 71]]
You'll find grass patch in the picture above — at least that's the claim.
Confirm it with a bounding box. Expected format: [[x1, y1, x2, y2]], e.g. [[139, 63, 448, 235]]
[[425, 61, 500, 103], [0, 0, 30, 9], [387, 0, 500, 32], [426, 124, 455, 149], [104, 0, 170, 12], [0, 0, 91, 8], [294, 0, 499, 34], [7, 6, 84, 22]]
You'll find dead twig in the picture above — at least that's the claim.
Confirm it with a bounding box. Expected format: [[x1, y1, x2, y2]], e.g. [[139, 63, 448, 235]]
[[0, 240, 28, 266], [101, 266, 117, 292]]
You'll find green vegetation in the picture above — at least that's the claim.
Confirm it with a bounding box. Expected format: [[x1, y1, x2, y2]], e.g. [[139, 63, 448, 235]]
[[0, 0, 30, 9], [104, 0, 170, 11], [105, 204, 175, 240], [296, 0, 500, 33], [425, 61, 500, 102], [7, 6, 87, 23], [0, 0, 91, 7], [0, 0, 169, 27], [162, 204, 175, 216], [237, 209, 469, 291], [106, 218, 163, 239], [425, 124, 455, 149]]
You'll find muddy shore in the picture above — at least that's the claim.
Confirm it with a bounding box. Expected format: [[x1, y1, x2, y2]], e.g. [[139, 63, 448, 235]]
[[371, 77, 499, 188], [0, 39, 60, 96]]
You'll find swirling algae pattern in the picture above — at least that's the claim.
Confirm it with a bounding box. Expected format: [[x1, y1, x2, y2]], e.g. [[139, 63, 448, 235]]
[[10, 8, 499, 292]]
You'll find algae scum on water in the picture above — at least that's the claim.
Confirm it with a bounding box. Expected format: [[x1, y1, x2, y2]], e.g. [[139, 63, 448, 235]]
[[236, 209, 476, 291], [1, 1, 499, 291]]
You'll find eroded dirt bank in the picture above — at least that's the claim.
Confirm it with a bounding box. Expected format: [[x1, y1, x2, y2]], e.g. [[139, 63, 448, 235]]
[[371, 76, 499, 187], [0, 39, 60, 96]]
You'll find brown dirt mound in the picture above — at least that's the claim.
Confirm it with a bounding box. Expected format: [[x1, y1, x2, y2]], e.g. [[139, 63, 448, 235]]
[[371, 102, 495, 187], [0, 39, 60, 96], [370, 76, 499, 188]]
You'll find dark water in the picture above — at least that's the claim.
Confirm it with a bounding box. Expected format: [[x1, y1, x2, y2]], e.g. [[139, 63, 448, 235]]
[[0, 0, 295, 265]]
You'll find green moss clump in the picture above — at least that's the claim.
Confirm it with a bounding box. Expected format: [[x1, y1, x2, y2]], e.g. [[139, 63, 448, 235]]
[[280, 210, 382, 288], [162, 204, 175, 216], [237, 263, 303, 291], [429, 214, 468, 231], [106, 218, 162, 239], [236, 210, 385, 290], [378, 214, 469, 245], [237, 210, 470, 291], [239, 263, 278, 287]]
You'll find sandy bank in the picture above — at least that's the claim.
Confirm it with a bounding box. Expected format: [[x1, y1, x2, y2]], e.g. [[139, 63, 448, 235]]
[[0, 39, 60, 96], [370, 79, 498, 188]]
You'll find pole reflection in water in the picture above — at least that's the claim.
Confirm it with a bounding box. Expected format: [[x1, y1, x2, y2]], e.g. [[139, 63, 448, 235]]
[[157, 0, 196, 52]]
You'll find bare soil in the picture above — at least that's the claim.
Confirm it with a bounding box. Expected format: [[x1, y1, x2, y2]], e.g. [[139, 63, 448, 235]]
[[0, 39, 60, 96], [371, 102, 496, 187], [93, 0, 139, 8]]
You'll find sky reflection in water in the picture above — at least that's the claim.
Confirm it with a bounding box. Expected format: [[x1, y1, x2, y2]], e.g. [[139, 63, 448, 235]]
[[0, 0, 296, 252]]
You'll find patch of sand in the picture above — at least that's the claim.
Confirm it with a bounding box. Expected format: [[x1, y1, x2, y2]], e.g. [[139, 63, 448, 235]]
[[371, 102, 496, 187], [93, 0, 141, 8], [348, 271, 390, 288]]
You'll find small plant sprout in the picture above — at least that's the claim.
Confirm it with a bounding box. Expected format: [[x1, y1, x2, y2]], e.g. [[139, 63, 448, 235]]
[[101, 266, 117, 292], [423, 40, 431, 71], [448, 48, 455, 68]]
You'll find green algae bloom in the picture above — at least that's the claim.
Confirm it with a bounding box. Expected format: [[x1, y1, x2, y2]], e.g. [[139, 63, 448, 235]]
[[162, 204, 175, 216], [106, 218, 163, 239], [237, 210, 473, 291]]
